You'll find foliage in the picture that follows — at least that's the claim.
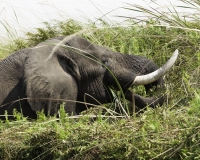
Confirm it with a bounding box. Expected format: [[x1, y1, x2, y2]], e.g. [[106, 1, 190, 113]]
[[26, 20, 83, 46], [1, 105, 200, 160]]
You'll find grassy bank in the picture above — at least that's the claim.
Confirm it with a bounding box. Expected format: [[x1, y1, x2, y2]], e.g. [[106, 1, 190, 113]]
[[1, 1, 200, 159]]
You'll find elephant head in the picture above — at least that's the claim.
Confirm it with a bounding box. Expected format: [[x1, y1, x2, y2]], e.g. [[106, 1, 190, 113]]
[[56, 36, 178, 114], [0, 35, 178, 119]]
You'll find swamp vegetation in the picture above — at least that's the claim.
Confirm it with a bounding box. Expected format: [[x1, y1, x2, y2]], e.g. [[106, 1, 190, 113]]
[[1, 0, 200, 159]]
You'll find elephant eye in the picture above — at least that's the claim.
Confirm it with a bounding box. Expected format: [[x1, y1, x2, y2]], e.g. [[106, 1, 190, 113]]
[[101, 54, 109, 67], [102, 60, 108, 67], [102, 61, 108, 65]]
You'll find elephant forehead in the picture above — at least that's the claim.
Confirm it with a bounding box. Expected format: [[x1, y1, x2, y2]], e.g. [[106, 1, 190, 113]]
[[36, 39, 60, 47], [32, 48, 53, 60]]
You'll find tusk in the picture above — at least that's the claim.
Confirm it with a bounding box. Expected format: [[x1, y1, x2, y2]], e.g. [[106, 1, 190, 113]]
[[132, 49, 179, 86]]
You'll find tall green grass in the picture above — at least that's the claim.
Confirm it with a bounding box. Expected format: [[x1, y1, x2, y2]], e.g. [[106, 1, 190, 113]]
[[1, 0, 200, 159]]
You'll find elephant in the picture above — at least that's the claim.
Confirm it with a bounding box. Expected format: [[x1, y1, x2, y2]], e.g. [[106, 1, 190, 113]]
[[0, 35, 178, 120]]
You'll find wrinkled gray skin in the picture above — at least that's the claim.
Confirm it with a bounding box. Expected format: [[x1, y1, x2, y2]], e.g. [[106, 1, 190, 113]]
[[0, 36, 164, 119]]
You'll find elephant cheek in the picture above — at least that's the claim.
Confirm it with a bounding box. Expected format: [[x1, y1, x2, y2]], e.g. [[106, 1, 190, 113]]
[[105, 71, 135, 90]]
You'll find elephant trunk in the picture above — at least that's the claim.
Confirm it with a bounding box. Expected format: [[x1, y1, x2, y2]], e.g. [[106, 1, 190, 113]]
[[125, 90, 165, 111], [132, 49, 178, 86]]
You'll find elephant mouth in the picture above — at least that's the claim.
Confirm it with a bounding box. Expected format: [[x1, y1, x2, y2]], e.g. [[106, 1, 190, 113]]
[[131, 49, 179, 86]]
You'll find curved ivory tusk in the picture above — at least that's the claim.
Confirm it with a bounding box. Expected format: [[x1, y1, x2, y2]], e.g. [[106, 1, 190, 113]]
[[132, 49, 179, 86]]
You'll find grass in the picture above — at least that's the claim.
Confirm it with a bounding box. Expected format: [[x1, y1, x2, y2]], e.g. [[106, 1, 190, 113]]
[[1, 0, 200, 159]]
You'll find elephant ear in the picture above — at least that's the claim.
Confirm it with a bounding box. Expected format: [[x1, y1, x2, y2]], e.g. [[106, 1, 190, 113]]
[[57, 54, 81, 82]]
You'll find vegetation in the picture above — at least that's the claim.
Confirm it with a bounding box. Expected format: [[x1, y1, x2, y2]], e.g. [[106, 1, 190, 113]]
[[1, 0, 200, 159]]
